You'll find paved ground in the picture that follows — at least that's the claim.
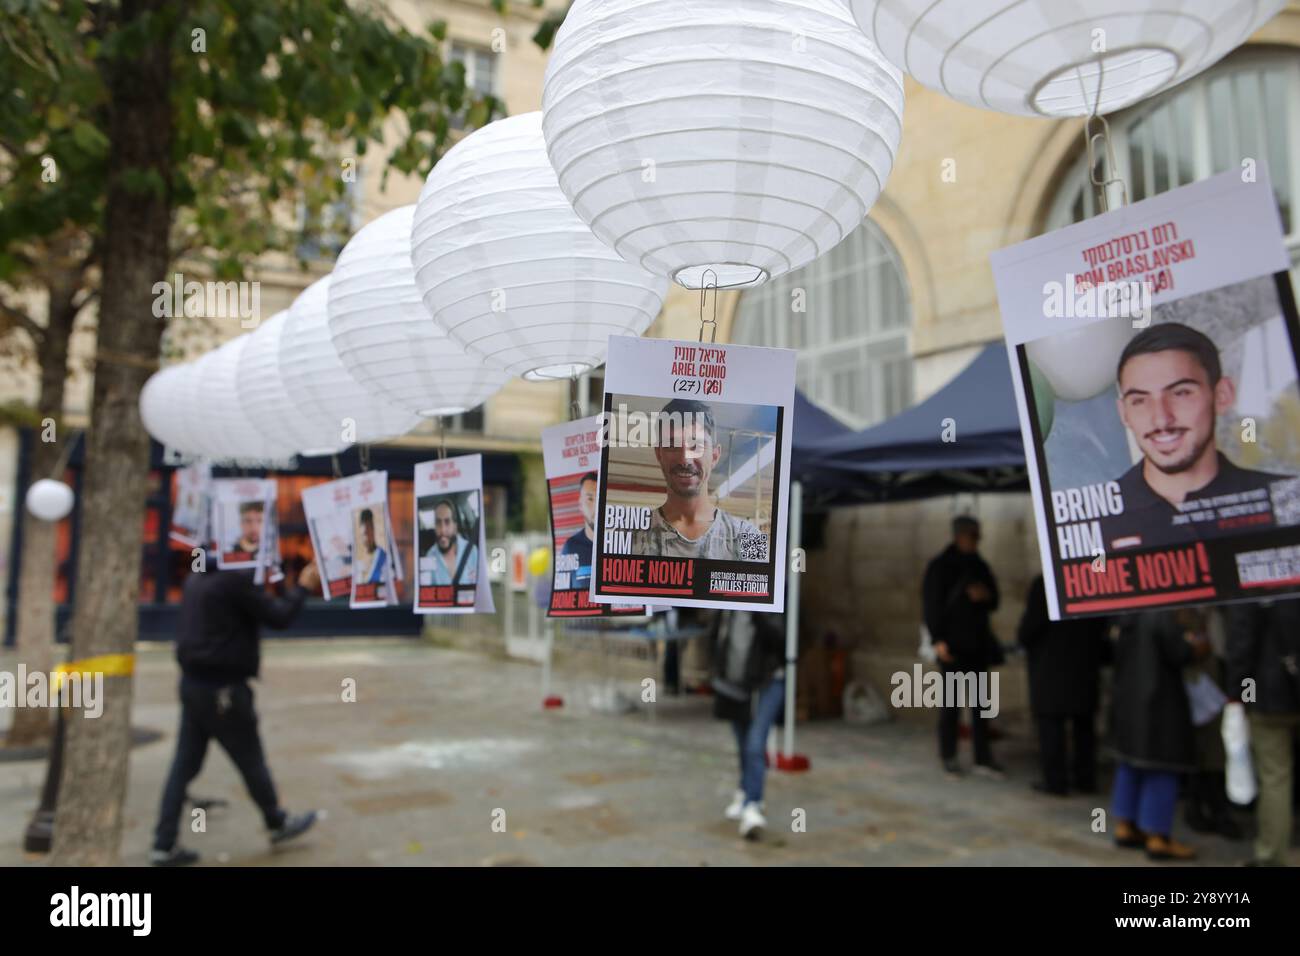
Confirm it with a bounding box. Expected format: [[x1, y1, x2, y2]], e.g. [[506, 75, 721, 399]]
[[0, 638, 1287, 867]]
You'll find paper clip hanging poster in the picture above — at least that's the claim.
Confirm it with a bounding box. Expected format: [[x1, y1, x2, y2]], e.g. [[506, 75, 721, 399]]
[[302, 477, 356, 600], [590, 336, 795, 613], [170, 462, 211, 548], [414, 454, 494, 614], [991, 168, 1300, 620], [349, 470, 397, 609], [542, 415, 645, 618]]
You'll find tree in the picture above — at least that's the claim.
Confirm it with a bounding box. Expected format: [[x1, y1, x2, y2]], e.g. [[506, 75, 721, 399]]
[[1, 0, 547, 864]]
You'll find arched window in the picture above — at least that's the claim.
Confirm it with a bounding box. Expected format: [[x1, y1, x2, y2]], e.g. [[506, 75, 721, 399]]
[[731, 219, 913, 428], [1047, 48, 1300, 266]]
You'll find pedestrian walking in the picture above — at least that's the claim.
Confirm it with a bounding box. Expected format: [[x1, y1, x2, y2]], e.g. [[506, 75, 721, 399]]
[[150, 560, 323, 866], [711, 609, 787, 840]]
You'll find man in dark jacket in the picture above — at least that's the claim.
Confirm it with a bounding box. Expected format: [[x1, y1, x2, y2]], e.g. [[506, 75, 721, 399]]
[[1225, 600, 1300, 866], [150, 560, 321, 866], [922, 516, 1004, 777], [1017, 575, 1110, 795]]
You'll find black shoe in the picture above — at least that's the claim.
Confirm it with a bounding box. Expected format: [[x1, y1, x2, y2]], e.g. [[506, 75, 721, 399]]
[[1032, 782, 1068, 797], [972, 761, 1007, 780], [270, 809, 318, 845], [150, 845, 199, 867], [943, 758, 963, 778]]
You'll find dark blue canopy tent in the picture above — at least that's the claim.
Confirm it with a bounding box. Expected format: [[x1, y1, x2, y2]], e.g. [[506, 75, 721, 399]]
[[791, 344, 1029, 507]]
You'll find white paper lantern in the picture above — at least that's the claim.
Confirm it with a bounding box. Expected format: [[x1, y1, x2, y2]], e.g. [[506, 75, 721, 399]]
[[140, 362, 210, 457], [238, 311, 327, 457], [26, 479, 75, 522], [849, 0, 1286, 118], [541, 0, 904, 290], [411, 112, 670, 380], [329, 206, 509, 415], [194, 335, 293, 463], [279, 276, 421, 453]]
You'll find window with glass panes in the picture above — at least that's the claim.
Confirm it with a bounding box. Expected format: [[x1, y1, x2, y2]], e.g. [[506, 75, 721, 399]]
[[731, 219, 913, 428], [450, 42, 500, 98], [1047, 49, 1300, 272]]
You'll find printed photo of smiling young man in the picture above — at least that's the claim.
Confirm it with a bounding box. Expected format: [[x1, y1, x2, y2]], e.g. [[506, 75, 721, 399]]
[[629, 398, 764, 561], [1098, 322, 1292, 552]]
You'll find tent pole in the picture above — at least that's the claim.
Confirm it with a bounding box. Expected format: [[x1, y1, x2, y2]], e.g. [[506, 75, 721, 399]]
[[782, 480, 802, 759]]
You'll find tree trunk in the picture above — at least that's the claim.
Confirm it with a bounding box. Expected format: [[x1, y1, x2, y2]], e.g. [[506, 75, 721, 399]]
[[5, 282, 77, 749], [49, 0, 176, 866]]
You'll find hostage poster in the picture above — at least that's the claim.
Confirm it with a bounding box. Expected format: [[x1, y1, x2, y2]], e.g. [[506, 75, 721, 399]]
[[211, 478, 278, 579], [589, 336, 795, 612], [542, 416, 645, 618], [414, 454, 494, 614], [302, 477, 356, 600], [169, 461, 211, 548], [991, 168, 1300, 620], [349, 471, 399, 609]]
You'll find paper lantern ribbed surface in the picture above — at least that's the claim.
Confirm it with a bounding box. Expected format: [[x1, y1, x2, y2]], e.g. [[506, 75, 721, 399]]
[[411, 112, 670, 379], [849, 0, 1286, 118], [329, 205, 509, 415], [279, 276, 421, 453], [196, 335, 291, 462], [541, 0, 904, 290], [238, 310, 323, 457]]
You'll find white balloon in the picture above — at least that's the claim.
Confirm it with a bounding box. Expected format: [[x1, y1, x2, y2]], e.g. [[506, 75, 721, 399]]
[[1026, 319, 1136, 402], [849, 0, 1286, 118], [26, 479, 75, 522], [542, 0, 904, 289]]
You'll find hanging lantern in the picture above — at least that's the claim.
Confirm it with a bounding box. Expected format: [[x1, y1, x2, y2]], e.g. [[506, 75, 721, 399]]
[[195, 334, 293, 463], [278, 276, 421, 454], [238, 311, 327, 457], [410, 112, 669, 380], [541, 0, 904, 290], [140, 362, 210, 458], [26, 479, 75, 522], [329, 206, 509, 415], [847, 0, 1286, 118]]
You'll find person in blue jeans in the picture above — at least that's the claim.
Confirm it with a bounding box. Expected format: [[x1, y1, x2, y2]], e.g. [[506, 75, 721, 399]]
[[711, 609, 788, 839], [1109, 609, 1206, 861]]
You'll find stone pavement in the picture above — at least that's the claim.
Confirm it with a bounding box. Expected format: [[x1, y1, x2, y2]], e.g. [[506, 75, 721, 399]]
[[0, 638, 1286, 867]]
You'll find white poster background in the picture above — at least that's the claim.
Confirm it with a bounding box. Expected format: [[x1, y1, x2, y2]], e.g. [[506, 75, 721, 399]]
[[302, 477, 356, 601], [349, 470, 398, 609], [991, 169, 1291, 620], [414, 454, 494, 615], [591, 336, 795, 613], [169, 462, 211, 548]]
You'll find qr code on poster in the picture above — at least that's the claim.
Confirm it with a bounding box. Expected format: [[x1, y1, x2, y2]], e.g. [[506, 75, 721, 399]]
[[738, 532, 769, 562], [1271, 477, 1300, 527]]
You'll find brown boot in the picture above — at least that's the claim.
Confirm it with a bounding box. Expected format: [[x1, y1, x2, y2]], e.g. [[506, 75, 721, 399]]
[[1113, 819, 1146, 848], [1145, 833, 1197, 861]]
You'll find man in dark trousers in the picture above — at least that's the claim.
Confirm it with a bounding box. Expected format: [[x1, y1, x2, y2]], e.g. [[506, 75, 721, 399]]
[[922, 516, 1004, 778], [149, 559, 322, 866], [1017, 574, 1110, 795]]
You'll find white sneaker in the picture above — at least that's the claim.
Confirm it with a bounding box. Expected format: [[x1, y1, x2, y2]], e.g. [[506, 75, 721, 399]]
[[738, 802, 766, 840], [724, 790, 746, 821]]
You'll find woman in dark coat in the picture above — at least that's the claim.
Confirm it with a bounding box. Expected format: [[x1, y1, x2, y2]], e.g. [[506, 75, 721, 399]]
[[1017, 575, 1110, 795], [1109, 610, 1204, 861]]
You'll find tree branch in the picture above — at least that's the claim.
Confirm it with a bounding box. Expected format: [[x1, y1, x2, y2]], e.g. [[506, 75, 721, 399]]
[[0, 297, 46, 346]]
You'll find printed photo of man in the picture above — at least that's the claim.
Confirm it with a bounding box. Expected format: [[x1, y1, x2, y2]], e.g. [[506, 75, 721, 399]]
[[629, 398, 764, 561], [422, 498, 478, 586], [354, 508, 389, 585], [560, 472, 598, 590], [231, 501, 264, 558], [1099, 322, 1291, 551]]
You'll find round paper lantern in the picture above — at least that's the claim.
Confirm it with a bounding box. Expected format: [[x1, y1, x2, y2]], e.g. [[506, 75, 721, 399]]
[[26, 479, 75, 522], [195, 335, 292, 463], [238, 311, 327, 457], [411, 112, 669, 380], [140, 361, 210, 457], [848, 0, 1286, 118], [1026, 319, 1135, 402], [329, 206, 509, 416], [279, 276, 421, 454], [542, 0, 905, 290]]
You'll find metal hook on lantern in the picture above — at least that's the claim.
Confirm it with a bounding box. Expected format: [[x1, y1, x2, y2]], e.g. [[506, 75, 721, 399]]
[[698, 269, 719, 344], [438, 416, 447, 460], [1076, 58, 1129, 214]]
